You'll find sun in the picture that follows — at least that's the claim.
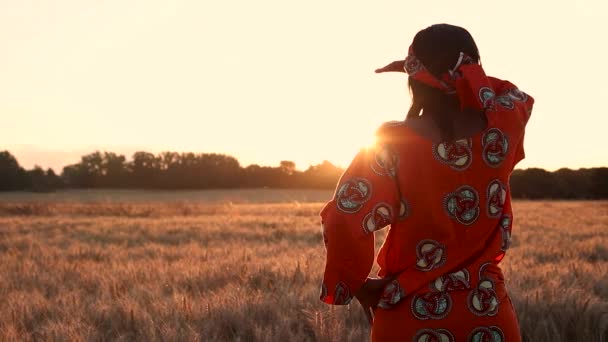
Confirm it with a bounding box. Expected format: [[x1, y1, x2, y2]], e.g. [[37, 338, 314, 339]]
[[363, 134, 378, 151]]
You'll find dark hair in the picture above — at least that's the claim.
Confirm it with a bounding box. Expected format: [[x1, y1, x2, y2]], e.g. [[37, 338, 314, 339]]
[[406, 24, 481, 141]]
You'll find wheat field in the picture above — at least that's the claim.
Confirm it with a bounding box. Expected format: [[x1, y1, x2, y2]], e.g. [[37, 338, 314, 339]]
[[0, 195, 606, 341]]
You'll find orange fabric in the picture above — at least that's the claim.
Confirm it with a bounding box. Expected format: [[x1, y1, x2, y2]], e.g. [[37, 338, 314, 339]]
[[319, 76, 533, 341]]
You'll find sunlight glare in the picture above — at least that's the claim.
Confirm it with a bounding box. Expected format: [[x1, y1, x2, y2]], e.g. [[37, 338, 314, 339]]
[[364, 134, 378, 151]]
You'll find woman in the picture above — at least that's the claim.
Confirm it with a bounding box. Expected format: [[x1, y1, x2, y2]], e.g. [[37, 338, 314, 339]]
[[319, 24, 533, 341]]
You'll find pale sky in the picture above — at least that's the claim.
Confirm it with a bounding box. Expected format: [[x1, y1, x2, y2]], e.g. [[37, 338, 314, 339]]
[[1, 0, 607, 172]]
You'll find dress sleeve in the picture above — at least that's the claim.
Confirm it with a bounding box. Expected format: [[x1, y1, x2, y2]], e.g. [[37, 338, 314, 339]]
[[513, 91, 534, 167], [513, 132, 527, 167], [319, 140, 401, 305]]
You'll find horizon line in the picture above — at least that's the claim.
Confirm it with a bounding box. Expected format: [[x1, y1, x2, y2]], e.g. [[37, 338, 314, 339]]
[[2, 148, 606, 174]]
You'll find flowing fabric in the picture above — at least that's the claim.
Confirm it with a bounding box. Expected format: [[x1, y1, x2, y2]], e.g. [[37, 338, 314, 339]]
[[319, 53, 534, 340]]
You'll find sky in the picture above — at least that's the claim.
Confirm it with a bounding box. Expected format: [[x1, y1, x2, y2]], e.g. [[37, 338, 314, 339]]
[[1, 0, 607, 172]]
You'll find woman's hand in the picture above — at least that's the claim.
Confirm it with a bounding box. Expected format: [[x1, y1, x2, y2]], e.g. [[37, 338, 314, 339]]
[[375, 60, 406, 74], [355, 277, 396, 325]]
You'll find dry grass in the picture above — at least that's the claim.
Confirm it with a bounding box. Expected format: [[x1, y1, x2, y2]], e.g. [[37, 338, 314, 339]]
[[0, 199, 606, 341]]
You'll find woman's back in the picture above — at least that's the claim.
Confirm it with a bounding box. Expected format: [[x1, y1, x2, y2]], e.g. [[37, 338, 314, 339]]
[[318, 24, 533, 341]]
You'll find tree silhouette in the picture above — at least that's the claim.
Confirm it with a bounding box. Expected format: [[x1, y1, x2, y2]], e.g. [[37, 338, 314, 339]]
[[0, 151, 27, 191], [280, 161, 296, 175], [131, 152, 160, 188], [102, 152, 129, 188]]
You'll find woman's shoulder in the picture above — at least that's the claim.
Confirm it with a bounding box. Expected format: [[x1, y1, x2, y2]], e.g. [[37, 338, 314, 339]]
[[488, 77, 534, 126], [374, 120, 412, 145]]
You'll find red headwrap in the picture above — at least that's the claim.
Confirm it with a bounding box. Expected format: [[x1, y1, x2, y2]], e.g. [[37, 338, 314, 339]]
[[404, 45, 496, 111]]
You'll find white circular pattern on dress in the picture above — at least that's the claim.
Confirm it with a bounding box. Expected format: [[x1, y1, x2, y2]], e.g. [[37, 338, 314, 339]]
[[507, 88, 528, 102], [444, 185, 480, 225], [482, 128, 509, 168], [467, 263, 500, 316], [486, 179, 507, 218], [433, 138, 473, 171], [411, 291, 453, 320], [335, 178, 372, 213], [479, 87, 496, 109], [467, 279, 500, 316], [362, 202, 393, 234], [493, 87, 527, 112], [468, 326, 505, 342], [430, 269, 471, 292], [415, 239, 447, 271], [495, 95, 514, 110], [499, 214, 512, 252], [370, 144, 399, 178], [377, 279, 406, 309], [413, 328, 455, 342]]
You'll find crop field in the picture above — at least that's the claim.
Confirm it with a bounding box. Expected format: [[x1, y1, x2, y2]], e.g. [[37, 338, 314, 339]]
[[0, 191, 606, 341]]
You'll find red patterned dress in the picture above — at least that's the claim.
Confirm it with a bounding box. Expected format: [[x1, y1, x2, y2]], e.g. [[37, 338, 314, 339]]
[[319, 72, 533, 340]]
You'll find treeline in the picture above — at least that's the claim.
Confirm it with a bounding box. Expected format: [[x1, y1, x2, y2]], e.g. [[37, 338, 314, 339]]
[[1, 150, 607, 199], [0, 150, 342, 191], [510, 168, 608, 199]]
